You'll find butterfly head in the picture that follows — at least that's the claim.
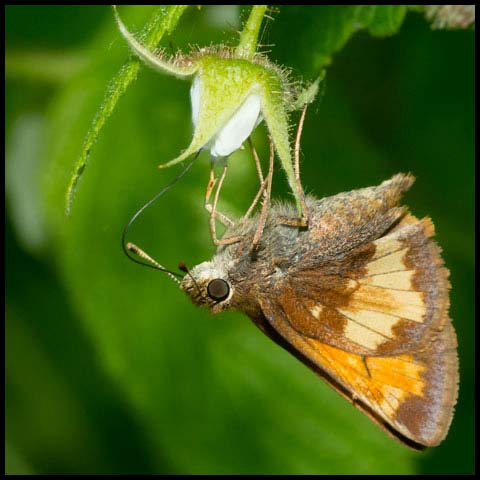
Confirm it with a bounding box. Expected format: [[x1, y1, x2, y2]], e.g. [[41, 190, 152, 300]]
[[180, 259, 234, 313]]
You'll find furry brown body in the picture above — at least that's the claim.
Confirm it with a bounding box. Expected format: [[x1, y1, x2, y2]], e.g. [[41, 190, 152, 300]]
[[181, 174, 458, 449]]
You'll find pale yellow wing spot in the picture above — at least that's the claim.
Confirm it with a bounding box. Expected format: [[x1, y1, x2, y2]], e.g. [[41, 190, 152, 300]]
[[371, 238, 404, 260], [349, 284, 425, 323], [310, 305, 323, 319], [366, 248, 408, 276], [359, 270, 415, 290], [337, 308, 399, 349], [343, 320, 387, 349]]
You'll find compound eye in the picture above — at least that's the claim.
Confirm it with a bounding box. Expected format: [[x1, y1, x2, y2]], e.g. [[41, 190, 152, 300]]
[[207, 278, 230, 302]]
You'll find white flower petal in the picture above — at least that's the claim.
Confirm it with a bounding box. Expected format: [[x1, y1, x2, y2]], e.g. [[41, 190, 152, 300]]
[[210, 93, 262, 158], [190, 75, 201, 127]]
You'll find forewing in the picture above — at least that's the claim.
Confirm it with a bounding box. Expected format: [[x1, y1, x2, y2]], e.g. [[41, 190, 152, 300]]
[[274, 215, 451, 356]]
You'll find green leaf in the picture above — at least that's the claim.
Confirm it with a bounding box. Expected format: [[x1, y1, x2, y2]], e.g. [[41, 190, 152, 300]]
[[361, 5, 408, 36], [65, 5, 189, 216], [6, 443, 35, 475], [270, 6, 419, 75]]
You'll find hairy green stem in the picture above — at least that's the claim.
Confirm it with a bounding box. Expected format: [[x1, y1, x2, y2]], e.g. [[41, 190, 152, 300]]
[[236, 5, 268, 59]]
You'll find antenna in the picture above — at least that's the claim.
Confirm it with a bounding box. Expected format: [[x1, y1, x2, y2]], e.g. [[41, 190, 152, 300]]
[[127, 242, 181, 283], [122, 151, 200, 281], [178, 261, 201, 295]]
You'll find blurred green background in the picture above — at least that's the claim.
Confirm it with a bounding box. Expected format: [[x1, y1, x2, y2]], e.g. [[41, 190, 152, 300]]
[[5, 6, 474, 475]]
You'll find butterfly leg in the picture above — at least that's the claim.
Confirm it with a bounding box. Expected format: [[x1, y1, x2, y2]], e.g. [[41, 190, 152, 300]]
[[205, 165, 234, 227], [250, 135, 274, 251], [243, 138, 269, 219], [278, 103, 310, 228], [294, 103, 310, 224], [205, 163, 243, 246]]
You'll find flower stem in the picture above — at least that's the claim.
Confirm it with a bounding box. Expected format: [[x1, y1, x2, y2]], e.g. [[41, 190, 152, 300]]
[[236, 5, 268, 60]]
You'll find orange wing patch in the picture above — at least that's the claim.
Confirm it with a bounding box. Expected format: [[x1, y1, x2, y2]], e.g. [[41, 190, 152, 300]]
[[305, 340, 426, 438]]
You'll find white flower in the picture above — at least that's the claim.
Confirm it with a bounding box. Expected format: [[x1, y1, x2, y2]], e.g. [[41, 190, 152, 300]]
[[190, 76, 262, 159]]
